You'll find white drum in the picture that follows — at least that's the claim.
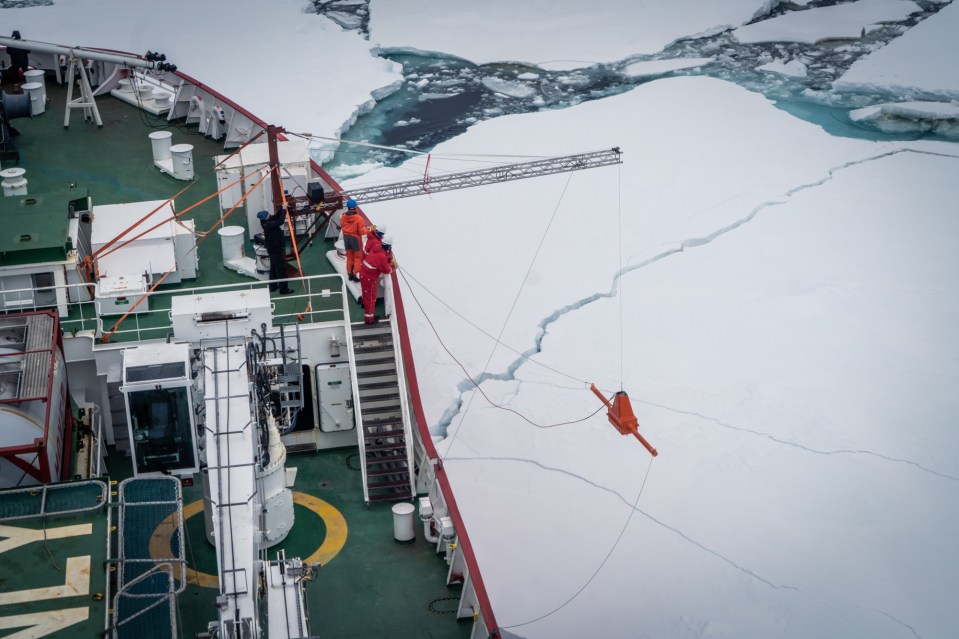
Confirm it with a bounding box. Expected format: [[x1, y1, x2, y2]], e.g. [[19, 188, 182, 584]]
[[1, 168, 27, 197], [392, 503, 416, 542], [22, 82, 45, 116], [170, 144, 194, 180], [149, 131, 173, 162]]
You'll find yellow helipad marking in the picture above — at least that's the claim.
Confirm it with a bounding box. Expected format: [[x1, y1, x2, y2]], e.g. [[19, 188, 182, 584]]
[[150, 491, 348, 588], [293, 492, 348, 566]]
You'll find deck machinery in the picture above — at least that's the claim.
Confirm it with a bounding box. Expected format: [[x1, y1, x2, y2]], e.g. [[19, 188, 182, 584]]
[[0, 35, 625, 638]]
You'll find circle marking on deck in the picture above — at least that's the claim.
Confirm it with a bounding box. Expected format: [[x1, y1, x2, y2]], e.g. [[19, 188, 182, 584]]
[[150, 491, 348, 588]]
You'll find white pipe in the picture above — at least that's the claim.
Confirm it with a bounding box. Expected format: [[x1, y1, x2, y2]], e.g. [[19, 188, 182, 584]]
[[422, 516, 439, 543], [0, 36, 171, 70]]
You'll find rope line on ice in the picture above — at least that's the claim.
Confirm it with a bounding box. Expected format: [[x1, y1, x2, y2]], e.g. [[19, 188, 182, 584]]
[[397, 267, 590, 386], [397, 268, 605, 430], [500, 454, 654, 630], [435, 170, 583, 457]]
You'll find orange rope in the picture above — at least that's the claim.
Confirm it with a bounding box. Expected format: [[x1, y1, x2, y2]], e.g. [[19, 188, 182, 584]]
[[94, 131, 264, 261], [95, 171, 247, 261], [278, 174, 311, 318], [91, 182, 194, 260], [100, 167, 276, 342]]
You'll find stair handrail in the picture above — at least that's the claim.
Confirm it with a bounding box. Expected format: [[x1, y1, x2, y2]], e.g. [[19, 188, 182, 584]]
[[388, 307, 416, 500], [341, 275, 369, 503]]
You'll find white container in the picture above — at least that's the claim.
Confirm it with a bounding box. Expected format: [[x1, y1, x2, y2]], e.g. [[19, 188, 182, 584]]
[[117, 78, 132, 92], [149, 131, 173, 163], [255, 245, 270, 274], [1, 167, 27, 197], [136, 83, 152, 99], [22, 82, 45, 116], [23, 69, 46, 104], [170, 144, 194, 180], [392, 502, 416, 542], [218, 226, 246, 263], [153, 92, 172, 107]]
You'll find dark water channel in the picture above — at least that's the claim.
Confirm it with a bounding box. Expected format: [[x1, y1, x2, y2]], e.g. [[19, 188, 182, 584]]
[[316, 0, 955, 173]]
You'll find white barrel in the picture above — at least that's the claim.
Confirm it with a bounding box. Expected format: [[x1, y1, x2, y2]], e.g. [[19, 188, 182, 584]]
[[1, 168, 27, 197], [392, 503, 416, 542], [149, 131, 173, 162], [170, 144, 194, 180], [22, 83, 45, 116], [218, 226, 246, 263], [23, 69, 46, 105], [136, 82, 152, 99], [117, 78, 132, 92], [153, 92, 172, 107]]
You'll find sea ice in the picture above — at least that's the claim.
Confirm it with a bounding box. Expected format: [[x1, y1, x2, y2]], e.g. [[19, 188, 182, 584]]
[[757, 58, 809, 78], [481, 77, 537, 99], [622, 57, 714, 78]]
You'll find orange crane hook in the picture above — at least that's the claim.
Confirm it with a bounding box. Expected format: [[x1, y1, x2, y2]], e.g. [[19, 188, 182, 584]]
[[590, 384, 658, 457]]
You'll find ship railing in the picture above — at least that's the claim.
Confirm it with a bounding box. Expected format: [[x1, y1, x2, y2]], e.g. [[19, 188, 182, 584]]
[[0, 479, 108, 521], [0, 274, 349, 343], [92, 405, 106, 478], [111, 563, 181, 639], [388, 272, 501, 634]]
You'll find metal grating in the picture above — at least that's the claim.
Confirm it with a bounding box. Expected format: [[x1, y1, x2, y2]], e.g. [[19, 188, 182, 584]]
[[0, 480, 107, 521], [116, 476, 186, 592], [113, 564, 179, 639], [23, 312, 55, 399], [112, 477, 185, 639]]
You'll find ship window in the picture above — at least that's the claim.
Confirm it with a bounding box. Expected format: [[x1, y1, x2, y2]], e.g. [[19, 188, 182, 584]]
[[129, 387, 195, 474], [126, 361, 187, 383]]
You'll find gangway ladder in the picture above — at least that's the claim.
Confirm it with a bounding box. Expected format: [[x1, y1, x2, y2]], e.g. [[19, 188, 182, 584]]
[[350, 318, 414, 502]]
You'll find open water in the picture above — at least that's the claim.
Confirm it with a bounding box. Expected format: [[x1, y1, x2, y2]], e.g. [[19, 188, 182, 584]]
[[316, 0, 956, 173]]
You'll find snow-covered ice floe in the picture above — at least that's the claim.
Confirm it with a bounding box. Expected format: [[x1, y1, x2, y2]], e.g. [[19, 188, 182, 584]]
[[732, 0, 922, 45], [622, 57, 714, 79], [850, 100, 959, 137]]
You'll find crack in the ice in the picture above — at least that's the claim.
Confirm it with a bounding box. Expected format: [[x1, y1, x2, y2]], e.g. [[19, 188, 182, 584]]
[[446, 455, 799, 592], [438, 148, 959, 453], [639, 398, 959, 482], [869, 607, 923, 639]]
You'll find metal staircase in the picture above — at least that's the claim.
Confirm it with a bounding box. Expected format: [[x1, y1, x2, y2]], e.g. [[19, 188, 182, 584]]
[[351, 319, 414, 503]]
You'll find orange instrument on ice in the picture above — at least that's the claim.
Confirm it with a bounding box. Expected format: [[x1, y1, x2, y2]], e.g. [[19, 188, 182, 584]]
[[590, 384, 658, 457]]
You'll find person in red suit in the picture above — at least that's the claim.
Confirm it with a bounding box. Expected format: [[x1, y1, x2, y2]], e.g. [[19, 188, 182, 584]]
[[359, 235, 394, 324], [364, 224, 394, 265]]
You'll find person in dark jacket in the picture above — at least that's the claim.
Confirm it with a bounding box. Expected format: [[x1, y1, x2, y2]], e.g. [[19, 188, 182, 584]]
[[5, 31, 30, 85], [257, 209, 293, 294]]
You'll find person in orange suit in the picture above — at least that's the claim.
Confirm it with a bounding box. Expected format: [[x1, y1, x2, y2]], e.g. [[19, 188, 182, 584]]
[[360, 235, 394, 324], [340, 198, 366, 282]]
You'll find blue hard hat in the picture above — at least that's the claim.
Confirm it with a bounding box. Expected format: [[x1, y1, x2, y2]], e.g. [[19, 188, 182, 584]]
[[257, 210, 269, 221], [346, 198, 357, 210]]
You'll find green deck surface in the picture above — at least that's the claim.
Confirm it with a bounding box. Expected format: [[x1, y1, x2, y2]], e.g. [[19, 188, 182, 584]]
[[2, 79, 460, 637], [103, 449, 470, 638], [0, 482, 110, 638], [5, 78, 373, 332]]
